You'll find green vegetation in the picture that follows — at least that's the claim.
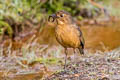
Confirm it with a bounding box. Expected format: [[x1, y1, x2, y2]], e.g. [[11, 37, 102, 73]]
[[0, 0, 87, 37], [0, 20, 13, 37], [0, 0, 119, 38]]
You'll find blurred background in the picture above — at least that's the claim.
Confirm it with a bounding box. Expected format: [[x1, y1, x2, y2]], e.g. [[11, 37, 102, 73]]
[[0, 0, 120, 80]]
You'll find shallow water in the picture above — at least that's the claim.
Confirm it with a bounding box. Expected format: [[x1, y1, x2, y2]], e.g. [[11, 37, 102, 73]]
[[81, 21, 120, 52]]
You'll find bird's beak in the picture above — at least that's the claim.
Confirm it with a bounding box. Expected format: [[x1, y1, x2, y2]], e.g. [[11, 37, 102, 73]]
[[48, 14, 57, 22]]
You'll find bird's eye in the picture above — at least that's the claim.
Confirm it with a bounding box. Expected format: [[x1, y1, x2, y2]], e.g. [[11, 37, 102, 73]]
[[60, 14, 64, 17]]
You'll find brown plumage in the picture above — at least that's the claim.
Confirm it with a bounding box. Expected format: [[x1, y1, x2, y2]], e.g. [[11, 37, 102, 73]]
[[48, 10, 85, 69]]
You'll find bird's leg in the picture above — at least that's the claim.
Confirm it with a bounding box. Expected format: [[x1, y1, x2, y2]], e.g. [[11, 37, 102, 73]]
[[64, 48, 67, 70], [73, 49, 76, 62]]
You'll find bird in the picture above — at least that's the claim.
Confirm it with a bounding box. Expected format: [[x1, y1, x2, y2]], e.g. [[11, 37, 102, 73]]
[[48, 10, 85, 69]]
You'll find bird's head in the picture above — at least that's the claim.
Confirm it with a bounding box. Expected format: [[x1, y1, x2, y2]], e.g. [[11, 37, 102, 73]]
[[48, 10, 73, 25]]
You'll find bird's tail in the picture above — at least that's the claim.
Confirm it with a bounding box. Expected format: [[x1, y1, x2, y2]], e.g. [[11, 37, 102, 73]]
[[78, 48, 84, 55]]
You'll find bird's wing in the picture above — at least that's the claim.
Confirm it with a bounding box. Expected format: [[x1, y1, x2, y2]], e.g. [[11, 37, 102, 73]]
[[78, 26, 85, 49], [72, 24, 85, 49]]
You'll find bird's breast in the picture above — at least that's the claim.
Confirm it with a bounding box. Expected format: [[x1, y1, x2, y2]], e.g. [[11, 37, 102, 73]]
[[55, 25, 80, 48]]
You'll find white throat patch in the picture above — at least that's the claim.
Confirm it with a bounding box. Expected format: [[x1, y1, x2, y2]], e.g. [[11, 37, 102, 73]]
[[59, 21, 64, 24]]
